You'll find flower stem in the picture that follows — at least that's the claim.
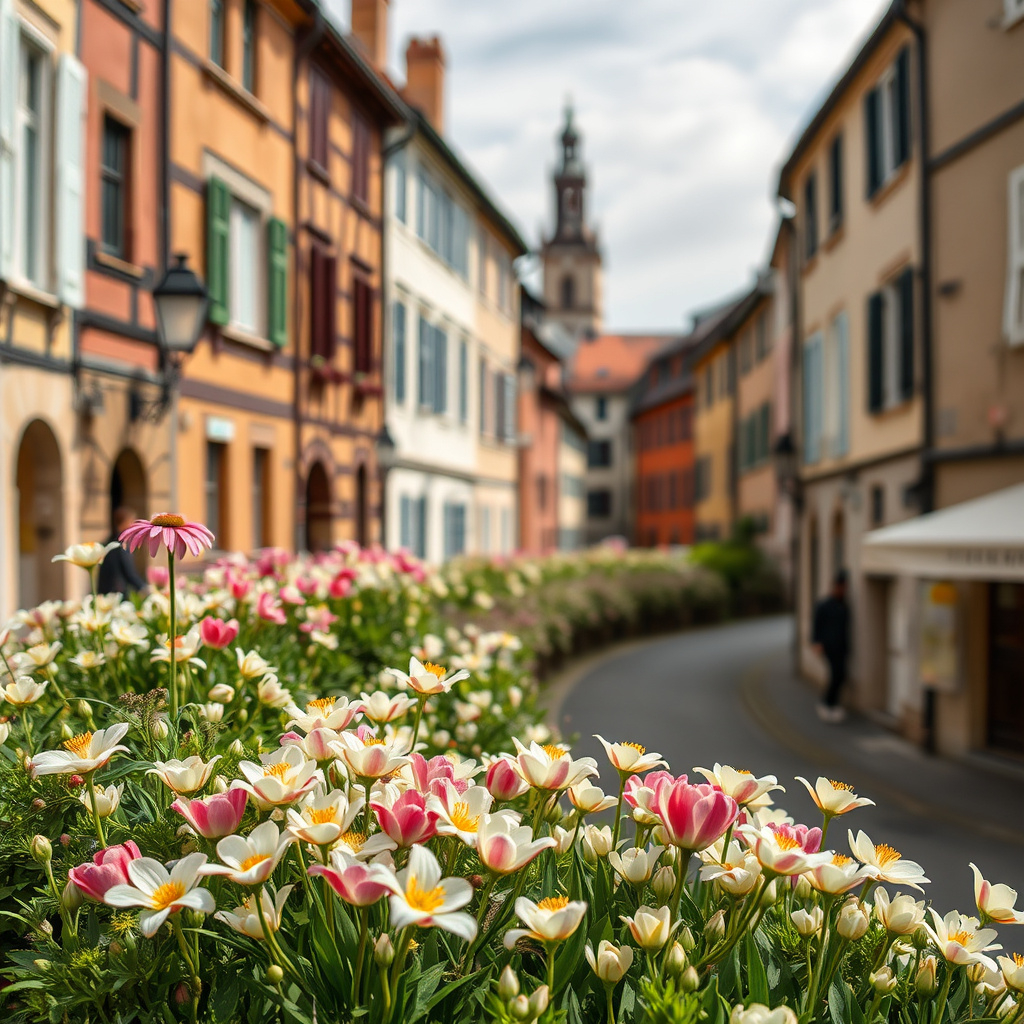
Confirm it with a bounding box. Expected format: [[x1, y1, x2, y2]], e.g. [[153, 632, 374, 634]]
[[546, 941, 557, 993], [606, 984, 616, 1024], [168, 552, 178, 721], [410, 695, 427, 751], [352, 905, 369, 1003], [931, 964, 954, 1024], [611, 773, 627, 849], [86, 771, 107, 847], [386, 927, 414, 1024], [21, 711, 34, 756]]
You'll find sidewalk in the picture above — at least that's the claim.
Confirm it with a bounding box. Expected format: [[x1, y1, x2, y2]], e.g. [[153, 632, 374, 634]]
[[740, 639, 1024, 848]]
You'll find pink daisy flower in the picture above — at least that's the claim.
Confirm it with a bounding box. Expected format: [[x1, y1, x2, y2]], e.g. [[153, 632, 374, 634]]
[[120, 513, 215, 560]]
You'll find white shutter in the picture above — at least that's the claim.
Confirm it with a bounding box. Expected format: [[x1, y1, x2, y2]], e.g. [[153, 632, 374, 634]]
[[835, 312, 850, 457], [55, 53, 86, 308], [0, 0, 18, 280], [1005, 166, 1024, 346]]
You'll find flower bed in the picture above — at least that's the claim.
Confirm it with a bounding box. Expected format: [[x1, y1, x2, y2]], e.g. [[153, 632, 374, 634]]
[[0, 526, 1020, 1024]]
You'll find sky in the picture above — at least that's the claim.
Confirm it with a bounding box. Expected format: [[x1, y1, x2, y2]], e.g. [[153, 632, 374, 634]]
[[333, 0, 891, 331]]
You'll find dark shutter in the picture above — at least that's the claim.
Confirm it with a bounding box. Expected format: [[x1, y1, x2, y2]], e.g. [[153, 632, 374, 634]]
[[310, 245, 324, 357], [495, 372, 505, 440], [864, 87, 882, 198], [393, 302, 406, 402], [267, 217, 288, 347], [867, 291, 885, 412], [323, 254, 337, 360], [309, 70, 328, 170], [352, 115, 369, 203], [353, 277, 371, 374], [899, 267, 915, 400], [418, 316, 433, 408], [433, 327, 447, 413], [206, 176, 230, 325], [829, 134, 843, 230], [894, 47, 911, 168]]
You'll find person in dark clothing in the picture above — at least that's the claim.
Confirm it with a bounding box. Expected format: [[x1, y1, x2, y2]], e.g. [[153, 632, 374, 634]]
[[97, 507, 147, 597], [812, 569, 850, 723]]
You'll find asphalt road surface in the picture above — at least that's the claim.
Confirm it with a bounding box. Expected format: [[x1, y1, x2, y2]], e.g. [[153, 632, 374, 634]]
[[554, 615, 1024, 915]]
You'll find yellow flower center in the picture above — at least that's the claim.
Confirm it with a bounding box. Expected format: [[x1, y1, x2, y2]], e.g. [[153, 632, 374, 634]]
[[239, 853, 272, 872], [150, 513, 186, 528], [949, 929, 972, 946], [151, 881, 186, 909], [449, 802, 480, 833], [874, 844, 901, 867], [542, 744, 567, 760], [828, 779, 854, 792], [621, 742, 646, 755], [363, 737, 386, 747], [306, 698, 335, 716], [421, 662, 447, 680], [774, 834, 801, 851], [63, 732, 93, 757], [309, 806, 338, 825], [536, 896, 570, 912], [832, 854, 853, 866], [1012, 953, 1024, 967], [263, 762, 291, 779], [737, 769, 754, 776], [405, 877, 446, 913], [340, 830, 367, 851]]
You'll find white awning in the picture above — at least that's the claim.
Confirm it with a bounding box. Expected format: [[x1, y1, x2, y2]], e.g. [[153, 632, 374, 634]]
[[862, 483, 1024, 580]]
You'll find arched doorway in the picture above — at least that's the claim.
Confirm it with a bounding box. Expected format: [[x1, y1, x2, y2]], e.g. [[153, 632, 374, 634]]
[[16, 420, 65, 608], [305, 462, 332, 553], [110, 448, 148, 572], [355, 463, 368, 548]]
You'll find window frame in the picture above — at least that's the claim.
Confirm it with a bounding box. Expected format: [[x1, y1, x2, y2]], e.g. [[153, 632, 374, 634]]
[[252, 446, 270, 549], [209, 0, 225, 68], [241, 0, 257, 94], [15, 32, 52, 290], [391, 300, 407, 403], [308, 68, 329, 172], [100, 114, 131, 260], [803, 170, 818, 261], [205, 441, 227, 547], [828, 133, 843, 234], [228, 195, 262, 333], [351, 112, 370, 205]]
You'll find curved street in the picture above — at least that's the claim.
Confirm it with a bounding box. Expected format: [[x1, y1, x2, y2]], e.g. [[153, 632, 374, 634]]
[[554, 616, 1024, 912]]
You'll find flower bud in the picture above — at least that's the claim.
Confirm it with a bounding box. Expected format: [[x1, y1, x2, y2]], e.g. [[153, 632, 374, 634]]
[[31, 797, 46, 811], [499, 965, 520, 1002], [793, 875, 812, 900], [582, 824, 613, 863], [201, 702, 224, 723], [870, 967, 897, 994], [509, 995, 531, 1021], [760, 879, 778, 908], [916, 956, 938, 998], [77, 700, 92, 720], [38, 919, 53, 937], [174, 982, 190, 1005], [679, 925, 696, 951], [266, 965, 284, 985], [680, 966, 700, 993], [704, 909, 726, 944], [151, 716, 169, 740], [62, 880, 85, 911], [967, 963, 988, 984], [528, 985, 550, 1020], [212, 775, 229, 794], [30, 835, 52, 865], [374, 934, 395, 967], [792, 906, 824, 938], [229, 738, 245, 756], [60, 722, 74, 740], [208, 684, 235, 703], [912, 925, 931, 950], [652, 865, 676, 904], [837, 899, 870, 941], [68, 775, 84, 789], [666, 942, 687, 977]]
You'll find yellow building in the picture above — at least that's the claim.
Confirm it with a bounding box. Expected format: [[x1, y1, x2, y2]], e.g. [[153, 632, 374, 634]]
[[0, 0, 86, 616]]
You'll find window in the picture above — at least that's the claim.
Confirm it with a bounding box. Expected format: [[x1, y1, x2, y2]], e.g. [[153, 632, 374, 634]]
[[477, 224, 488, 296], [755, 310, 769, 362], [668, 472, 679, 509], [458, 339, 468, 423], [587, 490, 612, 517], [101, 117, 130, 259], [392, 152, 407, 224], [1005, 165, 1024, 346], [679, 405, 692, 440], [205, 442, 226, 546], [16, 40, 47, 286], [415, 165, 468, 275], [399, 495, 427, 558], [353, 275, 372, 374], [210, 0, 225, 67], [536, 474, 548, 510], [561, 473, 584, 498], [595, 395, 607, 421], [867, 268, 914, 413], [561, 274, 575, 309], [242, 0, 257, 93], [695, 456, 712, 503], [497, 249, 512, 315], [803, 171, 818, 261], [739, 331, 752, 375], [443, 503, 466, 560], [828, 134, 843, 233], [352, 114, 370, 204], [309, 244, 336, 359], [500, 507, 512, 553], [392, 301, 407, 403], [587, 440, 612, 468], [252, 448, 269, 548], [308, 69, 329, 170], [870, 484, 885, 526], [703, 366, 713, 408], [478, 356, 488, 434], [865, 47, 911, 198], [229, 198, 260, 332], [826, 311, 850, 458], [433, 326, 447, 414], [494, 372, 515, 441], [803, 333, 824, 463]]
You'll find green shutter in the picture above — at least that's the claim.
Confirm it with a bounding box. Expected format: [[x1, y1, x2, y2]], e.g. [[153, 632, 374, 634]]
[[267, 217, 288, 347], [207, 176, 230, 326]]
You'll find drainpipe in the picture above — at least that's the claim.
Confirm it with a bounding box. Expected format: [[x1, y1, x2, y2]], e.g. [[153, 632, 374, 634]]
[[162, 0, 176, 510], [292, 11, 326, 553]]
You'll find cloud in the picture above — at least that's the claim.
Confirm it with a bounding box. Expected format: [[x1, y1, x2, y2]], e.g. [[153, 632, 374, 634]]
[[369, 0, 889, 330]]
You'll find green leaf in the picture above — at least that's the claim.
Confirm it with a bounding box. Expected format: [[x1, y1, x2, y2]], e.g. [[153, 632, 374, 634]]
[[745, 931, 769, 1005]]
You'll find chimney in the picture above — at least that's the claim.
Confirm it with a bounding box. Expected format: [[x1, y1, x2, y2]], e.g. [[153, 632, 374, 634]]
[[404, 36, 446, 133], [351, 0, 389, 69]]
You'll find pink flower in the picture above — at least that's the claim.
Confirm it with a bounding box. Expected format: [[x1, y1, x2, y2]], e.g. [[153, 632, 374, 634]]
[[200, 617, 239, 650], [329, 576, 352, 599], [256, 591, 287, 625], [171, 789, 248, 839], [68, 841, 142, 901], [308, 852, 392, 907], [147, 566, 170, 588], [487, 757, 529, 801], [407, 753, 465, 796], [624, 770, 686, 823], [371, 791, 440, 847], [120, 513, 215, 560], [227, 573, 252, 601], [654, 779, 738, 852], [771, 822, 822, 854]]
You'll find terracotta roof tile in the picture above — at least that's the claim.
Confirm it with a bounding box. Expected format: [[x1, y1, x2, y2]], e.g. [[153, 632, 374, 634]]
[[566, 333, 678, 394]]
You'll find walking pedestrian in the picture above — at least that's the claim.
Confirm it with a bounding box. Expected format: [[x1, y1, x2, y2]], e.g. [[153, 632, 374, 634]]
[[97, 506, 147, 597], [812, 569, 850, 723]]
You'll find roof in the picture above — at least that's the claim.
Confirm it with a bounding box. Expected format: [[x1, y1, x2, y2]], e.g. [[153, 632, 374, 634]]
[[631, 372, 695, 417], [405, 109, 529, 257], [685, 282, 770, 369], [862, 484, 1024, 581], [566, 333, 679, 395], [776, 0, 903, 199]]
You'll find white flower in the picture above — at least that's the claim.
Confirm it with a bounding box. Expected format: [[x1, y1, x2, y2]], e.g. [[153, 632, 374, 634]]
[[332, 731, 409, 781], [149, 756, 222, 795], [586, 940, 633, 985], [620, 904, 673, 951], [104, 852, 216, 937], [110, 621, 149, 649], [428, 782, 496, 847], [729, 1004, 798, 1024], [568, 782, 617, 815], [699, 841, 762, 896], [234, 745, 322, 808], [30, 723, 131, 777], [511, 738, 598, 792], [257, 675, 292, 708], [151, 627, 206, 669], [216, 884, 293, 939], [873, 887, 926, 935], [285, 789, 363, 846], [389, 656, 470, 696], [971, 863, 1024, 925], [475, 812, 556, 874], [70, 651, 106, 670], [998, 953, 1024, 993], [805, 854, 872, 895], [848, 830, 929, 891], [201, 702, 225, 723], [696, 764, 784, 806], [796, 777, 874, 816], [52, 541, 120, 569], [505, 895, 588, 947], [381, 843, 476, 941], [581, 824, 614, 862], [235, 648, 277, 680], [199, 820, 295, 886], [608, 845, 664, 886], [837, 899, 870, 940], [78, 783, 122, 818], [360, 690, 418, 725], [11, 641, 62, 672], [1, 675, 48, 707], [286, 696, 363, 734], [208, 684, 236, 703], [594, 735, 668, 774], [792, 907, 824, 938], [926, 909, 1001, 968]]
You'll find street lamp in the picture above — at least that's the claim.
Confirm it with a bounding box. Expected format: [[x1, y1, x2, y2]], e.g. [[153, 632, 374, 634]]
[[153, 253, 208, 357], [375, 424, 397, 549]]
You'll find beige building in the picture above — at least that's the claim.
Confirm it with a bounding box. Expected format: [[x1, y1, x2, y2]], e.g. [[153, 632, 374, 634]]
[[779, 5, 926, 724]]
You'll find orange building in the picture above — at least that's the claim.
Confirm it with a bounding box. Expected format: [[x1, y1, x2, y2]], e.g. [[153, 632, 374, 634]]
[[632, 338, 696, 546]]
